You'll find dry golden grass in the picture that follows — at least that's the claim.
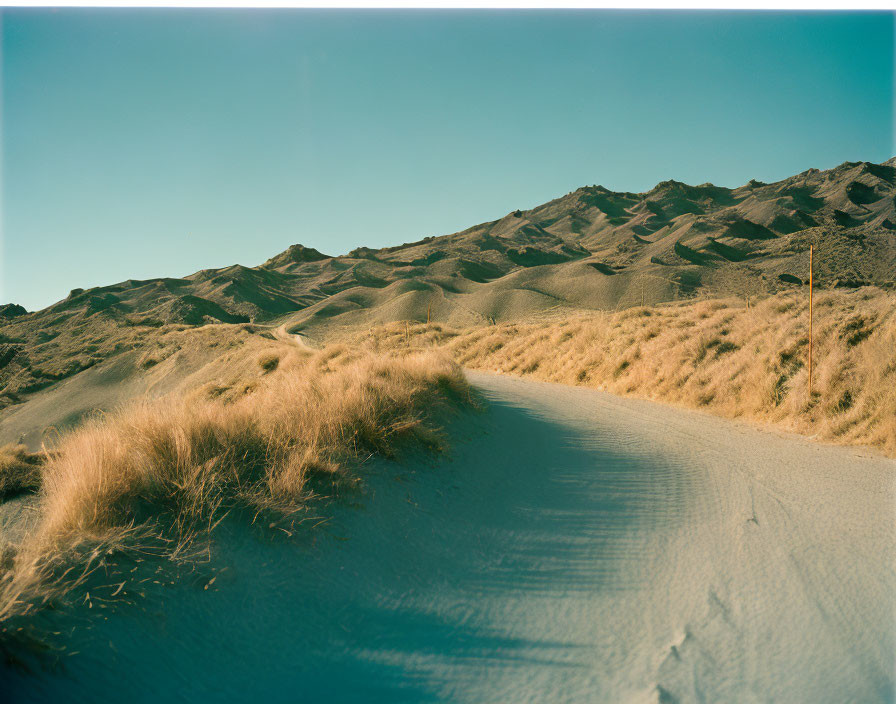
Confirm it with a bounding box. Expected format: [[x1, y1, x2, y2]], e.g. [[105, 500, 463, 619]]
[[353, 287, 896, 456], [0, 445, 42, 500], [0, 343, 469, 628]]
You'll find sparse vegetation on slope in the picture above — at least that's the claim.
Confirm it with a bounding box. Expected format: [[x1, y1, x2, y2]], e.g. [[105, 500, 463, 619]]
[[352, 287, 896, 455], [0, 343, 470, 632]]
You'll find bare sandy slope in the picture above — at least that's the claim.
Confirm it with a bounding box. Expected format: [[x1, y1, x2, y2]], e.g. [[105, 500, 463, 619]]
[[0, 324, 296, 450], [5, 373, 894, 703]]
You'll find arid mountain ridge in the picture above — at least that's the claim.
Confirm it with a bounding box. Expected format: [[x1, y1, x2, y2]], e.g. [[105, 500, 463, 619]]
[[0, 157, 894, 410], [6, 157, 896, 327]]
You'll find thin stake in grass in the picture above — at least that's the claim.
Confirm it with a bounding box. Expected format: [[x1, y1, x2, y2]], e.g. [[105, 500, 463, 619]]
[[808, 245, 814, 396]]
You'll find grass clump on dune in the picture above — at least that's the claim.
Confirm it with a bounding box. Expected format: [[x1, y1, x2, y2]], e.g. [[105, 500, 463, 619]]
[[0, 445, 43, 500], [353, 287, 896, 456], [0, 345, 470, 627]]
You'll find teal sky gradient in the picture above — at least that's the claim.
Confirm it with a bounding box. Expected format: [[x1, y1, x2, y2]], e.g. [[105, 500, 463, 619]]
[[2, 10, 894, 311]]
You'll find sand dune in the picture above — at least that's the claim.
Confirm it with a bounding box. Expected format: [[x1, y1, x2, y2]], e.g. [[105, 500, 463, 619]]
[[5, 372, 892, 703]]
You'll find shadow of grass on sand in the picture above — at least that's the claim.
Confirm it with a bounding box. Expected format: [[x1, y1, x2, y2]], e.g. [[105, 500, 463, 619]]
[[3, 390, 697, 703]]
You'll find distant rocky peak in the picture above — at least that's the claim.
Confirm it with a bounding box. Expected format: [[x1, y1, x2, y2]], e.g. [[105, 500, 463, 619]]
[[0, 303, 28, 319], [263, 244, 330, 268]]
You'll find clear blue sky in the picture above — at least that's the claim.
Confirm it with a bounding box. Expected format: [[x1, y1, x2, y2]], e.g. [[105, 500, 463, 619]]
[[1, 10, 893, 311]]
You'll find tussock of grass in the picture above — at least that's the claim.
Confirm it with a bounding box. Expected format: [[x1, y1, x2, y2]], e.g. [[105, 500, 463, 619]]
[[354, 287, 896, 456], [0, 445, 43, 499], [0, 345, 469, 627], [258, 353, 280, 373]]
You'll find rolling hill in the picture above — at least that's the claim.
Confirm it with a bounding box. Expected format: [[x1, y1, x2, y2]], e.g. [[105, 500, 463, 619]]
[[1, 157, 894, 412]]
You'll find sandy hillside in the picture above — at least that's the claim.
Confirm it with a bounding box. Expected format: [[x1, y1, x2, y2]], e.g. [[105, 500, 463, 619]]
[[4, 372, 892, 703], [0, 323, 297, 449], [2, 158, 894, 416]]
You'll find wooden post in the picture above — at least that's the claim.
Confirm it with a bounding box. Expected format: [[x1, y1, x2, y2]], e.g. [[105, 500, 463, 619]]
[[405, 321, 410, 346], [427, 301, 431, 325], [808, 245, 814, 396]]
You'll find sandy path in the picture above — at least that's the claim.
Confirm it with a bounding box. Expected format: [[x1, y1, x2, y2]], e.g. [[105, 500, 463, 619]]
[[458, 373, 895, 702], [5, 372, 894, 703], [272, 323, 316, 350]]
